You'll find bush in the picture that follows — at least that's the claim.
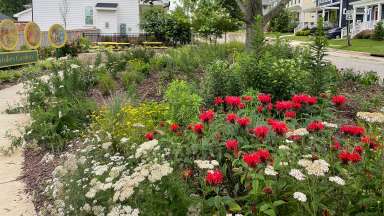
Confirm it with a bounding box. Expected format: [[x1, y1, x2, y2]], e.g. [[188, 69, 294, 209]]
[[97, 72, 117, 96], [269, 9, 297, 33], [295, 29, 311, 36], [165, 80, 202, 125], [354, 29, 373, 39], [200, 60, 243, 104], [372, 21, 384, 40]]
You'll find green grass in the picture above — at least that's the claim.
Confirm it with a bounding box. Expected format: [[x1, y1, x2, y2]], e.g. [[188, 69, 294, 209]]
[[264, 32, 294, 38], [328, 39, 384, 55], [283, 35, 312, 42]]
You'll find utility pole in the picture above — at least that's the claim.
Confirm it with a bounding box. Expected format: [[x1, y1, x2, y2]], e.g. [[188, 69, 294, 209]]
[[346, 0, 352, 46]]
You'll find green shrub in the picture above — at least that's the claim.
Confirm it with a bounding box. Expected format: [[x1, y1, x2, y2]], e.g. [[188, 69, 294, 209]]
[[97, 72, 117, 95], [200, 60, 243, 104], [125, 48, 155, 63], [165, 80, 202, 125], [295, 29, 311, 36], [372, 21, 384, 40]]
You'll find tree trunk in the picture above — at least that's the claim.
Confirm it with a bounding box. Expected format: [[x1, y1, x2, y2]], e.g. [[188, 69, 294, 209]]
[[245, 21, 255, 48]]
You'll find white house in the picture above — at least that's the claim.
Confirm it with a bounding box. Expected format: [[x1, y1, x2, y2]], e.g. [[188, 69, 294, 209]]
[[287, 0, 317, 32], [350, 0, 384, 36], [14, 0, 169, 34]]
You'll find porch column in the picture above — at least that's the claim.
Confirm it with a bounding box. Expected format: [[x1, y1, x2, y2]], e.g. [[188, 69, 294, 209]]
[[353, 7, 357, 30], [322, 9, 325, 18], [378, 3, 382, 21], [364, 5, 368, 22]]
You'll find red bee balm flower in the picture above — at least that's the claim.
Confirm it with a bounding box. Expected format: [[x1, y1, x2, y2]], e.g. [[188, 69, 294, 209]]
[[242, 95, 253, 102], [258, 94, 272, 104], [353, 146, 364, 155], [338, 151, 350, 164], [193, 123, 204, 134], [145, 132, 154, 140], [214, 97, 224, 106], [275, 101, 294, 112], [349, 152, 362, 163], [307, 121, 325, 133], [243, 152, 261, 168], [340, 125, 365, 136], [252, 126, 269, 140], [270, 121, 288, 135], [199, 110, 215, 123], [331, 138, 341, 150], [225, 96, 242, 108], [226, 113, 237, 123], [332, 95, 346, 106], [170, 123, 180, 133], [236, 117, 251, 128], [225, 139, 239, 152], [285, 111, 296, 119], [257, 149, 271, 162], [257, 105, 264, 113], [307, 96, 317, 105], [206, 170, 224, 186]]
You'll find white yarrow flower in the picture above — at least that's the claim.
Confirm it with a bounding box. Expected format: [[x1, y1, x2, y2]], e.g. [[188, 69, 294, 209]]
[[329, 176, 345, 185], [323, 121, 338, 128], [264, 165, 278, 176], [279, 145, 290, 150], [289, 169, 306, 181], [357, 112, 384, 123], [305, 159, 329, 177], [293, 192, 307, 202]]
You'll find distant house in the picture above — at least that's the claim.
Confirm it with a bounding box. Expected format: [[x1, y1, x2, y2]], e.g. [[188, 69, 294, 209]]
[[13, 0, 170, 34], [287, 0, 316, 32]]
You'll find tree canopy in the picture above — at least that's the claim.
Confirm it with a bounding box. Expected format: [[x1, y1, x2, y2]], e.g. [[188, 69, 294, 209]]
[[0, 0, 30, 17]]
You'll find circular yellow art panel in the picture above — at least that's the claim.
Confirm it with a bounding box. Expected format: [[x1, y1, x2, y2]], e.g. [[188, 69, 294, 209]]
[[0, 19, 19, 51], [48, 24, 67, 48], [24, 22, 41, 49]]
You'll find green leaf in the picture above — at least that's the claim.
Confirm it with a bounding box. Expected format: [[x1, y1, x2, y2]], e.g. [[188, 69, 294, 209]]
[[259, 203, 271, 212], [272, 200, 286, 207], [263, 209, 276, 216]]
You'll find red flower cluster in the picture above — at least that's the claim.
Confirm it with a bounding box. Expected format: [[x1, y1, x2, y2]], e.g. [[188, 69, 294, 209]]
[[353, 145, 364, 154], [199, 110, 215, 123], [236, 117, 251, 128], [257, 103, 273, 113], [225, 96, 242, 109], [307, 121, 325, 133], [214, 97, 224, 106], [170, 123, 180, 133], [338, 151, 362, 164], [242, 95, 253, 102], [288, 135, 302, 141], [243, 149, 271, 167], [258, 93, 271, 104], [268, 119, 288, 135], [251, 126, 269, 140], [291, 94, 317, 105], [193, 123, 204, 134], [275, 101, 293, 112], [226, 113, 237, 123], [145, 132, 154, 140], [225, 139, 239, 152], [331, 137, 341, 150], [332, 95, 347, 106], [340, 125, 365, 136], [206, 170, 224, 186], [284, 111, 296, 119]]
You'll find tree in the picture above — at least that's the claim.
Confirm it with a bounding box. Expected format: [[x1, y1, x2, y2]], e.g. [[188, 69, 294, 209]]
[[0, 0, 30, 17], [59, 0, 70, 29], [145, 0, 292, 49]]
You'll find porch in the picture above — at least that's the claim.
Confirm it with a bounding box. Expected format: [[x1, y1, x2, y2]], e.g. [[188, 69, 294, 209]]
[[351, 0, 384, 36]]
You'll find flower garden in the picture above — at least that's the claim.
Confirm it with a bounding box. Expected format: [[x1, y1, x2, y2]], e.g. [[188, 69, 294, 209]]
[[14, 31, 384, 216]]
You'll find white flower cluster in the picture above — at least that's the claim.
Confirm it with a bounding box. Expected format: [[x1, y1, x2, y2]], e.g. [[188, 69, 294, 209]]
[[135, 139, 160, 158], [107, 204, 140, 216], [357, 112, 384, 123], [300, 159, 330, 177], [329, 176, 345, 186], [286, 128, 309, 138], [85, 178, 113, 199], [278, 145, 290, 150], [113, 162, 173, 202], [194, 160, 219, 169], [289, 169, 306, 181], [323, 121, 338, 128], [264, 165, 278, 176], [293, 192, 307, 202]]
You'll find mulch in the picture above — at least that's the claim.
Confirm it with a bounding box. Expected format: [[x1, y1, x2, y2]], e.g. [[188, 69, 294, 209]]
[[137, 72, 164, 102]]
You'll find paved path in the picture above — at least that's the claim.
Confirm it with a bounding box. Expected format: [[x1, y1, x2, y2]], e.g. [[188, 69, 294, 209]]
[[0, 83, 35, 215]]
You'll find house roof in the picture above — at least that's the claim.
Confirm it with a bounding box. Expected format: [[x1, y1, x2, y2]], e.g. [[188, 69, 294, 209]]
[[13, 8, 32, 18], [0, 12, 12, 20], [95, 3, 119, 8]]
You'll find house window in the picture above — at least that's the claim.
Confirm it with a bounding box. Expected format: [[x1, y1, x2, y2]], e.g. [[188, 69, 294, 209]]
[[85, 6, 93, 25], [105, 22, 110, 29]]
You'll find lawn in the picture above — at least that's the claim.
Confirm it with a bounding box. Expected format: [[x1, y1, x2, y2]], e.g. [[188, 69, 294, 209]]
[[328, 39, 384, 55], [264, 32, 294, 38]]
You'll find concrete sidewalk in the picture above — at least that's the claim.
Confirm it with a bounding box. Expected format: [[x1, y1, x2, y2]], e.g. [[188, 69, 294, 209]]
[[0, 83, 35, 216]]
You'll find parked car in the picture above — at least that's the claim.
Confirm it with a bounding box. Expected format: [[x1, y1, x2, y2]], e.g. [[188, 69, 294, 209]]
[[326, 27, 342, 39]]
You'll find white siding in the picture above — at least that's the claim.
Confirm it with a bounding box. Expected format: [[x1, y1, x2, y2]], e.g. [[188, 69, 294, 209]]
[[15, 10, 32, 22], [32, 0, 140, 33]]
